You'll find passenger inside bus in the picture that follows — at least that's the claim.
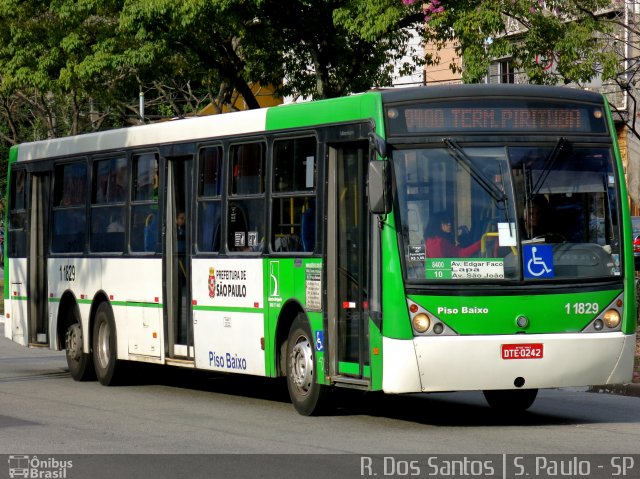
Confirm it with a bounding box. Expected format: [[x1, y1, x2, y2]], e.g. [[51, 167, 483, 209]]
[[425, 213, 482, 258], [523, 195, 551, 239], [176, 211, 186, 253], [143, 213, 159, 252]]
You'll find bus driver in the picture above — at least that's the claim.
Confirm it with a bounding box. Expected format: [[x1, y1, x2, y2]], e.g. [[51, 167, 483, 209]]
[[425, 213, 482, 258]]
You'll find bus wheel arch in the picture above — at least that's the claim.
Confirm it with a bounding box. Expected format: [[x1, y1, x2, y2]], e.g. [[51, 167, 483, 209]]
[[285, 313, 328, 416], [58, 292, 95, 381], [274, 300, 305, 377]]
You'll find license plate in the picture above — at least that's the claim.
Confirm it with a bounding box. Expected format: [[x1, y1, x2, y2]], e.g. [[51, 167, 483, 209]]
[[501, 343, 544, 360]]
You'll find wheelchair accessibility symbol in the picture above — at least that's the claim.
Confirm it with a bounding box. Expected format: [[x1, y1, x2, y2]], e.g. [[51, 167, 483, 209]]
[[523, 244, 554, 278], [315, 331, 324, 352]]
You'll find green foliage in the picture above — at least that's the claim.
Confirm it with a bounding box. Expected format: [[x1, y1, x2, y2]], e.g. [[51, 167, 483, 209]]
[[415, 0, 623, 86], [333, 0, 413, 41], [0, 0, 631, 154]]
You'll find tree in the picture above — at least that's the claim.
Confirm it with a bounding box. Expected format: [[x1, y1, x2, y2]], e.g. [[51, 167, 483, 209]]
[[118, 0, 428, 105], [271, 0, 425, 99], [0, 0, 432, 140], [0, 0, 138, 141], [397, 0, 640, 205]]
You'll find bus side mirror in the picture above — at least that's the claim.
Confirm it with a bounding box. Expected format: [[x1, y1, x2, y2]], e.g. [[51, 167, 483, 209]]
[[368, 131, 387, 158], [368, 160, 391, 215]]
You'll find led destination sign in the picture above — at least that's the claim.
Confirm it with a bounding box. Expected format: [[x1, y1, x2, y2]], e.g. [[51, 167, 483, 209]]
[[386, 100, 607, 135]]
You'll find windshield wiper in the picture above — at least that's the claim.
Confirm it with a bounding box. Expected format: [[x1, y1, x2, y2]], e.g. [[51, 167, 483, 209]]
[[531, 137, 568, 197], [443, 138, 507, 204]]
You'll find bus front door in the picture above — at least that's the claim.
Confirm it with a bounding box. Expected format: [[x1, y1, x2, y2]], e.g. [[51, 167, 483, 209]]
[[27, 172, 50, 346], [327, 144, 370, 385], [163, 156, 194, 360]]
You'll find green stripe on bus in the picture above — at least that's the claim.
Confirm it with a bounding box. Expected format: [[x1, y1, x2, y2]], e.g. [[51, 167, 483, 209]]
[[110, 301, 162, 308], [4, 146, 18, 299], [48, 297, 162, 308], [193, 305, 264, 314]]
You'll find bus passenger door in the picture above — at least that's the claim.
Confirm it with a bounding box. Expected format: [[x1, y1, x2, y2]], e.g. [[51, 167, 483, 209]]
[[163, 156, 194, 360], [327, 143, 370, 384], [27, 172, 50, 345]]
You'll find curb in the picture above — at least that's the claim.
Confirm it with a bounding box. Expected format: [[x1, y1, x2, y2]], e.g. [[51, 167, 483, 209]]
[[588, 383, 640, 398]]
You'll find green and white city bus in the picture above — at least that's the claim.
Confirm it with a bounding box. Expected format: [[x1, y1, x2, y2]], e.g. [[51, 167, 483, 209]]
[[4, 85, 636, 415]]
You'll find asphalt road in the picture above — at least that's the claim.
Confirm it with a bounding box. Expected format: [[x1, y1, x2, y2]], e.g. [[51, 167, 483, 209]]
[[1, 321, 640, 478]]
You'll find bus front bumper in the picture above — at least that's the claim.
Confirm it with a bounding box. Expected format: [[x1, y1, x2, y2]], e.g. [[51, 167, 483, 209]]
[[382, 332, 635, 394]]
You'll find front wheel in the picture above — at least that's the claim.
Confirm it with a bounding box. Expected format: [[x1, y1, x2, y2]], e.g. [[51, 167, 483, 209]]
[[483, 389, 538, 411], [286, 315, 328, 416], [92, 302, 124, 386]]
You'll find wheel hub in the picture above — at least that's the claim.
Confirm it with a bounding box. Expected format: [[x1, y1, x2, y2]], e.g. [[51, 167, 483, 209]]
[[291, 336, 313, 394], [96, 320, 111, 369], [65, 324, 83, 361]]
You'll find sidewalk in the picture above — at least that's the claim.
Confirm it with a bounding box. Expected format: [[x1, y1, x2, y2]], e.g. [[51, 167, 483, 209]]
[[601, 331, 640, 397], [590, 382, 640, 397], [590, 331, 639, 397]]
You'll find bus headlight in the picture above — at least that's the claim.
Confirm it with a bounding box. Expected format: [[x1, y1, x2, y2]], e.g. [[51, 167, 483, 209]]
[[603, 309, 620, 329], [412, 313, 431, 333], [580, 293, 624, 333]]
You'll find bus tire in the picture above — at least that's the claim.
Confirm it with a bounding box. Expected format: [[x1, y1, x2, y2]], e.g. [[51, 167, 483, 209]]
[[483, 388, 538, 411], [92, 302, 123, 386], [65, 319, 95, 381], [286, 315, 328, 416]]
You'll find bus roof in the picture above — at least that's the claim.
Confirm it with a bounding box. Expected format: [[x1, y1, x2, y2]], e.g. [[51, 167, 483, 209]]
[[15, 108, 268, 162], [14, 91, 385, 162], [13, 85, 604, 162], [378, 84, 605, 104]]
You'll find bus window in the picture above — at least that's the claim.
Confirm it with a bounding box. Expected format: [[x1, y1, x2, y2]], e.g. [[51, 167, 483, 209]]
[[93, 157, 127, 204], [197, 146, 222, 253], [8, 169, 27, 257], [91, 157, 126, 253], [51, 162, 87, 253], [228, 143, 265, 252], [273, 137, 316, 192], [271, 137, 317, 253], [130, 153, 160, 253], [231, 143, 265, 195], [228, 200, 264, 252], [511, 146, 621, 278], [393, 147, 516, 280]]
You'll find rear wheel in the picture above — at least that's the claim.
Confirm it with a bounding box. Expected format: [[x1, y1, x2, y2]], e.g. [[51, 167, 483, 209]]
[[92, 302, 124, 386], [286, 315, 328, 415], [483, 389, 538, 411], [65, 314, 95, 381]]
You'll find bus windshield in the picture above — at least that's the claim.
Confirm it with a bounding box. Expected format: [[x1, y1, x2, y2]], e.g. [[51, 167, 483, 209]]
[[393, 143, 621, 282]]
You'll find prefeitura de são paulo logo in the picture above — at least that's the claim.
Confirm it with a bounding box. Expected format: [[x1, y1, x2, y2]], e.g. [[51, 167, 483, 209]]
[[208, 267, 216, 298]]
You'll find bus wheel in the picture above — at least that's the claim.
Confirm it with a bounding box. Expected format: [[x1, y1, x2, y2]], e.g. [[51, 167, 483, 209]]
[[92, 302, 123, 386], [483, 389, 538, 411], [65, 321, 95, 381], [286, 315, 328, 416]]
